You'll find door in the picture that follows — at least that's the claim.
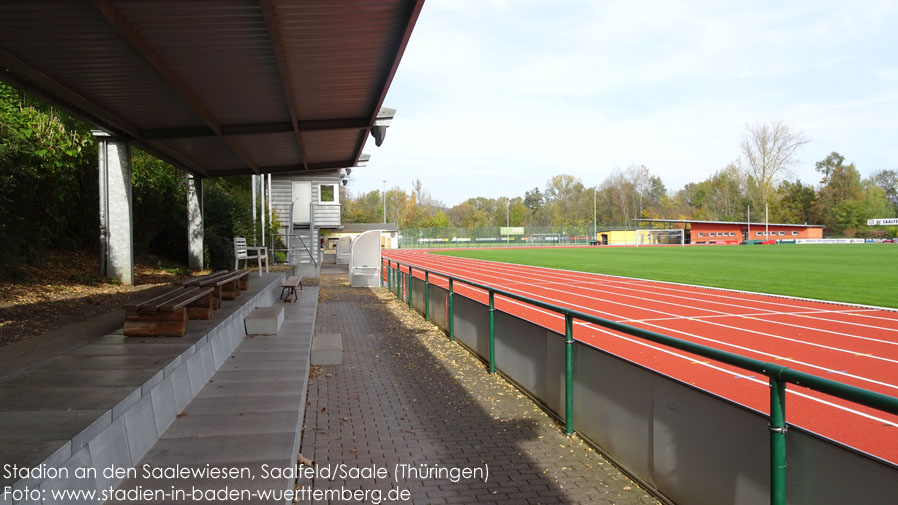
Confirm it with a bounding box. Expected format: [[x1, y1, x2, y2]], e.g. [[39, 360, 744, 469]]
[[291, 181, 311, 224]]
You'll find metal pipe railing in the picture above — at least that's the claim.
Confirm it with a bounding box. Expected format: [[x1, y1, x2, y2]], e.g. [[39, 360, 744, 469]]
[[382, 257, 898, 505]]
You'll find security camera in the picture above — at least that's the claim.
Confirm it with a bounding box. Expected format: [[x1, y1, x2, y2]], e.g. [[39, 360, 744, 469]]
[[342, 178, 348, 186]]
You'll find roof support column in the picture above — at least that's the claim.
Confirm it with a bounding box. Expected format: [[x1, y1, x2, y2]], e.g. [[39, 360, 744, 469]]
[[95, 132, 134, 285], [187, 174, 204, 271]]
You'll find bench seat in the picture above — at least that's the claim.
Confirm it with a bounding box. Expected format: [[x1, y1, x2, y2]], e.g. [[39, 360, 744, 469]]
[[179, 270, 250, 307], [279, 275, 303, 302], [123, 286, 214, 337]]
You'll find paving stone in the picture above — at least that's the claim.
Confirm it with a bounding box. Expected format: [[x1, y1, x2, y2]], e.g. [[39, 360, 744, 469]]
[[298, 268, 661, 505]]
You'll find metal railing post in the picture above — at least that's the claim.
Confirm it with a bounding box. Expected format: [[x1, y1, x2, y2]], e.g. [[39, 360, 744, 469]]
[[565, 313, 574, 435], [387, 261, 392, 293], [770, 376, 787, 505], [448, 278, 455, 341], [424, 271, 430, 321], [381, 261, 385, 288], [488, 290, 496, 374]]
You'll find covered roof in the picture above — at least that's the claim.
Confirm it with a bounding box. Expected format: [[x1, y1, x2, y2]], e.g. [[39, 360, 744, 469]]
[[339, 223, 399, 232], [635, 219, 822, 228], [0, 0, 423, 178]]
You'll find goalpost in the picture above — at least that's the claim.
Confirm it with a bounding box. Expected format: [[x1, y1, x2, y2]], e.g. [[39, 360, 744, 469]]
[[636, 229, 685, 246]]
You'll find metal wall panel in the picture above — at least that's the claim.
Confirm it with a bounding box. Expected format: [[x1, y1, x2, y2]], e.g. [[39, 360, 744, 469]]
[[786, 428, 898, 505], [573, 344, 656, 486], [429, 285, 448, 330], [494, 311, 549, 403], [650, 375, 768, 505], [452, 294, 490, 359]]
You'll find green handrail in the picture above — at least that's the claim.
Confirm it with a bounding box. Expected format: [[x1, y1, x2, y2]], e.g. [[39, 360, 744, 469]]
[[382, 258, 898, 505]]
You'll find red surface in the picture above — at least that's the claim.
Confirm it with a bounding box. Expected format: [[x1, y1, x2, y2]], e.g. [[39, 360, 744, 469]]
[[382, 249, 898, 465]]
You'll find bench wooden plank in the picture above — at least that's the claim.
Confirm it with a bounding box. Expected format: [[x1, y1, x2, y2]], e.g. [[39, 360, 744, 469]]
[[280, 276, 303, 302], [123, 286, 214, 337]]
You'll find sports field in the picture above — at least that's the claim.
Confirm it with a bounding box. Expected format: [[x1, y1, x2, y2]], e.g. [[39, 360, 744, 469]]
[[435, 244, 898, 309]]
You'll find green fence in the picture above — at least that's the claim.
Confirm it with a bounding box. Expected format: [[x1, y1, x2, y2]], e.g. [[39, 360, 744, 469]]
[[398, 225, 628, 249], [381, 258, 898, 505]]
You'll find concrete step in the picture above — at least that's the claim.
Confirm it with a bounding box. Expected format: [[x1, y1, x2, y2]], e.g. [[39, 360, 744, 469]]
[[311, 333, 343, 365]]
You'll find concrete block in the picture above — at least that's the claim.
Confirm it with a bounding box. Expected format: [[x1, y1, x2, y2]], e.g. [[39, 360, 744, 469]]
[[199, 343, 215, 381], [122, 394, 158, 465], [244, 307, 285, 335], [87, 418, 130, 490], [111, 388, 141, 421], [186, 351, 206, 396], [140, 369, 164, 396], [71, 410, 111, 450], [169, 362, 192, 413], [38, 445, 95, 505], [311, 333, 343, 365], [150, 375, 177, 436]]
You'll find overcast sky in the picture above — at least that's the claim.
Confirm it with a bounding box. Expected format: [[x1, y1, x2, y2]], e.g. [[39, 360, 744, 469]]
[[350, 0, 898, 206]]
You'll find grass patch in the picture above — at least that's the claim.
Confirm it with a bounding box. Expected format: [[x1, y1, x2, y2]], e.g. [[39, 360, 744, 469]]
[[434, 244, 898, 309]]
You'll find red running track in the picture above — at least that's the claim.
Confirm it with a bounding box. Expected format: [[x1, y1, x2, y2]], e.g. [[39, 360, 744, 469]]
[[383, 248, 898, 465]]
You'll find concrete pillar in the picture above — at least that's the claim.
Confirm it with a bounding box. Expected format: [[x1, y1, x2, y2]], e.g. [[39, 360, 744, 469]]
[[94, 131, 134, 285], [187, 174, 204, 271]]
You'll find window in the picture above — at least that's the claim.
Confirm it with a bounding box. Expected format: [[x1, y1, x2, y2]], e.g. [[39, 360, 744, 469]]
[[728, 232, 735, 236], [319, 183, 339, 204], [697, 233, 704, 237], [756, 231, 763, 236], [778, 231, 785, 236], [792, 231, 799, 236]]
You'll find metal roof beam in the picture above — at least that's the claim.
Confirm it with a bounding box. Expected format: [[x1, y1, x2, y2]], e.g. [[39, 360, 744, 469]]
[[260, 0, 309, 171], [91, 0, 260, 174], [140, 117, 370, 140], [353, 0, 424, 165]]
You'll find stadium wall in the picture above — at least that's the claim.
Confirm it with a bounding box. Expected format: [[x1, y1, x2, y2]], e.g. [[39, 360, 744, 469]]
[[403, 275, 898, 505]]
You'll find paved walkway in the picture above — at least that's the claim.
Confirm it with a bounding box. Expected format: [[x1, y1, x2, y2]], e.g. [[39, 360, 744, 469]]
[[299, 266, 659, 505]]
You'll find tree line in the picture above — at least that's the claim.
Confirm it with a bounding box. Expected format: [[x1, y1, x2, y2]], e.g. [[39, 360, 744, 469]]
[[0, 83, 273, 270], [343, 121, 898, 238]]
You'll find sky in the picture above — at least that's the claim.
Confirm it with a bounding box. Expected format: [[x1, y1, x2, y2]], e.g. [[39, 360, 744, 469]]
[[350, 0, 898, 206]]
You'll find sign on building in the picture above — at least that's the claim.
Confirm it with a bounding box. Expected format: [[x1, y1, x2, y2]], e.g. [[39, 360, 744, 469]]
[[867, 218, 898, 226]]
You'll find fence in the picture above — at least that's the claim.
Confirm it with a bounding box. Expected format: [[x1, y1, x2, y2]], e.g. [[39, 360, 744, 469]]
[[398, 225, 616, 249], [380, 258, 898, 505]]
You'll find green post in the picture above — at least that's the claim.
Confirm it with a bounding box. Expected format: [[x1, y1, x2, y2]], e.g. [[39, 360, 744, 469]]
[[408, 267, 414, 309], [448, 278, 455, 341], [387, 261, 392, 293], [564, 313, 574, 435], [770, 376, 787, 505], [488, 290, 496, 374], [424, 271, 430, 321]]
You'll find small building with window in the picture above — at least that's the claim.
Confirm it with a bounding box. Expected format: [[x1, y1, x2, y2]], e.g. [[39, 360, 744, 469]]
[[269, 172, 345, 264], [634, 219, 824, 245]]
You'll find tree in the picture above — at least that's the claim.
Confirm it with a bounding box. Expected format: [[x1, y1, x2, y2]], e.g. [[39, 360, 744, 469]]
[[868, 169, 898, 215], [741, 121, 809, 209]]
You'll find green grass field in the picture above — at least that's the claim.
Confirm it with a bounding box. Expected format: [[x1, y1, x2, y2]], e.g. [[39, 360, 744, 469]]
[[434, 244, 898, 309]]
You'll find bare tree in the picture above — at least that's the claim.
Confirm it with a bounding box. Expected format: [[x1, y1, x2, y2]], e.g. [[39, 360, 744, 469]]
[[740, 121, 809, 208]]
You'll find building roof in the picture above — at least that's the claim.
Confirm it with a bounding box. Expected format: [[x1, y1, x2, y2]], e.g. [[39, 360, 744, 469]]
[[634, 219, 822, 228], [0, 1, 423, 178], [340, 223, 399, 232]]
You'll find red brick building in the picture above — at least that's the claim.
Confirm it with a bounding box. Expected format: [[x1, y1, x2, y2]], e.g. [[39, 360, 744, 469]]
[[635, 219, 824, 245]]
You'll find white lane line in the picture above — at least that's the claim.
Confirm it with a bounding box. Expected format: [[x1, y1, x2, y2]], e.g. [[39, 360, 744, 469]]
[[411, 251, 898, 328], [414, 259, 898, 390], [410, 254, 898, 349], [493, 293, 898, 429]]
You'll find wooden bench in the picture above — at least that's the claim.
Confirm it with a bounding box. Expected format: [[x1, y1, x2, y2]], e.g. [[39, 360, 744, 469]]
[[180, 270, 250, 308], [279, 275, 303, 302], [123, 286, 214, 337]]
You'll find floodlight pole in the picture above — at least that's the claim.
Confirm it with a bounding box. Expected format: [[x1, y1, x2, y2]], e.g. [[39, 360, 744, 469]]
[[382, 180, 387, 224], [593, 189, 597, 242], [506, 199, 510, 245]]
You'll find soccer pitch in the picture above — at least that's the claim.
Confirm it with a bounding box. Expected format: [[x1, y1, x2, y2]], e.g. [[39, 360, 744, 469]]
[[434, 244, 898, 309]]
